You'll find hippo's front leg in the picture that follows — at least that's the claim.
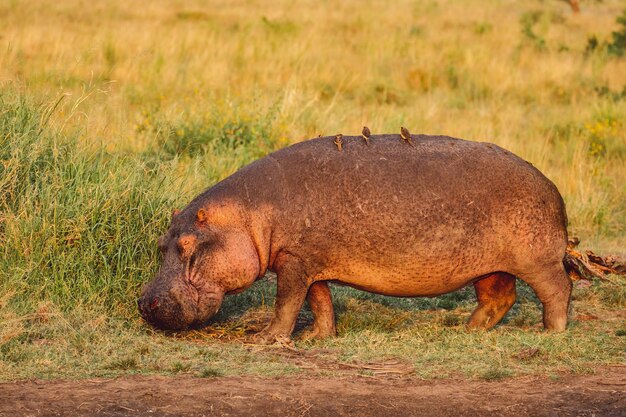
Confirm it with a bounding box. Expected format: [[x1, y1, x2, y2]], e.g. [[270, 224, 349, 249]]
[[253, 255, 310, 343]]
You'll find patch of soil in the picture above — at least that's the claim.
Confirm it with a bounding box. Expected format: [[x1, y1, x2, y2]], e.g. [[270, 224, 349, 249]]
[[1, 367, 624, 417]]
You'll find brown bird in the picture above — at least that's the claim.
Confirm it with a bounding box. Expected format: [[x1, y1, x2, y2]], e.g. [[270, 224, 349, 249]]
[[334, 134, 343, 151], [400, 126, 414, 146], [361, 126, 371, 145]]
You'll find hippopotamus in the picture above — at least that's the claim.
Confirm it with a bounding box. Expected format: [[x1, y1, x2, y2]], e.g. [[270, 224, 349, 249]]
[[138, 133, 572, 340]]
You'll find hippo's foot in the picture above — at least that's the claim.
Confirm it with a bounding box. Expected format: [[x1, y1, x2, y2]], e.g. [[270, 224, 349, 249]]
[[299, 322, 337, 341], [249, 331, 281, 345], [249, 327, 294, 346], [468, 272, 516, 330]]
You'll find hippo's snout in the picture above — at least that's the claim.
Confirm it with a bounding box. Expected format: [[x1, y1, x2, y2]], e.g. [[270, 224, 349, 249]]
[[138, 279, 225, 331], [138, 283, 194, 330]]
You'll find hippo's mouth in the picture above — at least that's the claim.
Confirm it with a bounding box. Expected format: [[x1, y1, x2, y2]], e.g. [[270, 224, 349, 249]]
[[193, 290, 224, 325], [138, 280, 224, 331]]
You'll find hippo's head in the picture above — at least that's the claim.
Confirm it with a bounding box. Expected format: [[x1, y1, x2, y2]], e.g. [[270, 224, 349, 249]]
[[138, 204, 260, 330]]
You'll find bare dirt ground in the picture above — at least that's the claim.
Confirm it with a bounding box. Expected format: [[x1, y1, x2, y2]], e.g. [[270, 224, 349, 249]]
[[1, 366, 624, 417]]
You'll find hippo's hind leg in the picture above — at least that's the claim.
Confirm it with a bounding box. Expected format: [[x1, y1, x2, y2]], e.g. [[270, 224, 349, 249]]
[[301, 281, 336, 340], [517, 262, 572, 331], [468, 272, 517, 329]]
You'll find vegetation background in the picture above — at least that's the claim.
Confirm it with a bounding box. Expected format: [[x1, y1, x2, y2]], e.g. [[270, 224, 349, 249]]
[[1, 0, 625, 381]]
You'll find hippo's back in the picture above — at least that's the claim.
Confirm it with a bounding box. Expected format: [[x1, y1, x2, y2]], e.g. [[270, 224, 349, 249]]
[[265, 135, 567, 237]]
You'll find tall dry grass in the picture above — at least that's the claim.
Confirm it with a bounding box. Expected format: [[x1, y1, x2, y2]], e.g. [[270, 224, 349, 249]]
[[1, 0, 624, 250]]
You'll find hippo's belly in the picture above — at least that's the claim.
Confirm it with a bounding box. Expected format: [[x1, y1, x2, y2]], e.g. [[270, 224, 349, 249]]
[[316, 254, 496, 297]]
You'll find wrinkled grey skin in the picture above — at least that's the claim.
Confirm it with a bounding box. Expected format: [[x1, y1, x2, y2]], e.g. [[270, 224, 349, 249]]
[[139, 135, 572, 339]]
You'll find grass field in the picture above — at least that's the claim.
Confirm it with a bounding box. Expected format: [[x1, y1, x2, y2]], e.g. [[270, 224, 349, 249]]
[[1, 0, 625, 381]]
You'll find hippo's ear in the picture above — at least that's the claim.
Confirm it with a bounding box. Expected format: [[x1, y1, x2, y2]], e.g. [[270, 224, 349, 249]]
[[172, 208, 181, 219], [196, 208, 208, 225], [157, 235, 167, 251], [196, 204, 238, 227]]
